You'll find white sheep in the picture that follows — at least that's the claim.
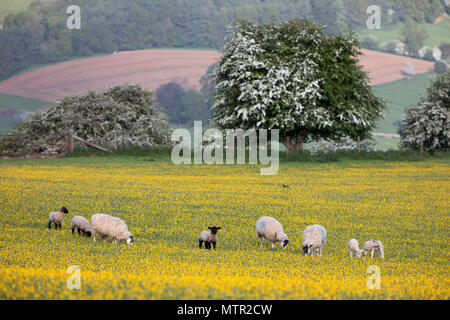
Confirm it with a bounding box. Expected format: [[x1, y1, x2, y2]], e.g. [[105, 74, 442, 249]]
[[255, 216, 289, 249], [90, 213, 133, 244], [302, 224, 327, 256], [198, 226, 221, 250], [348, 238, 362, 258], [364, 240, 384, 259], [71, 215, 92, 237], [48, 206, 69, 229]]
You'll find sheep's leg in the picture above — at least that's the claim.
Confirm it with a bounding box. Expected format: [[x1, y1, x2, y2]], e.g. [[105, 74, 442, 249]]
[[349, 251, 352, 258], [199, 240, 203, 248], [260, 237, 264, 248], [48, 222, 51, 229], [364, 250, 367, 257], [271, 241, 275, 248], [77, 228, 81, 235], [58, 223, 62, 229], [320, 247, 322, 256], [71, 227, 75, 235], [371, 250, 374, 259], [213, 242, 216, 250], [113, 239, 117, 244]]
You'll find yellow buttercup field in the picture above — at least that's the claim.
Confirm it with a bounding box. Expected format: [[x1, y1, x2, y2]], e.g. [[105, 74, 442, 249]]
[[0, 157, 448, 299]]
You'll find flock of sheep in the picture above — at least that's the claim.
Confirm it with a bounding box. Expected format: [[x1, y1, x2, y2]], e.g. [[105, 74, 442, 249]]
[[48, 207, 384, 258]]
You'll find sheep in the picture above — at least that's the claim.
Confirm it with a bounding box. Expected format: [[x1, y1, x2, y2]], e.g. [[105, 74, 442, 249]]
[[71, 215, 92, 237], [364, 240, 384, 259], [47, 206, 69, 229], [90, 213, 133, 244], [302, 224, 327, 256], [348, 238, 362, 258], [199, 226, 221, 250], [255, 216, 289, 249]]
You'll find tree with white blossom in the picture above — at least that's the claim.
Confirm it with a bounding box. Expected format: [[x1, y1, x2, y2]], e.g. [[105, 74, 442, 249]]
[[399, 72, 450, 153], [213, 19, 385, 152]]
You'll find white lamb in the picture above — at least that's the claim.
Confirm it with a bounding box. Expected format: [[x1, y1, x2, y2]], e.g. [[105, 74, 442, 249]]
[[71, 215, 92, 237], [198, 226, 221, 250], [302, 224, 327, 256], [255, 216, 289, 249], [48, 206, 69, 229], [348, 238, 362, 258], [364, 240, 384, 259], [91, 213, 133, 244]]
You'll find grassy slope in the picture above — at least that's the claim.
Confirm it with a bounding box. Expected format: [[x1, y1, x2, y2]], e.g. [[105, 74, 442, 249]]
[[0, 0, 35, 22], [0, 93, 49, 134], [355, 18, 450, 48], [373, 72, 437, 134]]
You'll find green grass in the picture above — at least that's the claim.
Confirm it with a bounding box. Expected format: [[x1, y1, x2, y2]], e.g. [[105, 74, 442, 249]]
[[355, 18, 450, 48], [373, 72, 437, 134], [0, 0, 41, 22]]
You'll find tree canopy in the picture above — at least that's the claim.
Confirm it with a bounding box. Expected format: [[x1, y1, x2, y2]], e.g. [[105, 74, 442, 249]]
[[11, 84, 172, 153], [213, 19, 385, 152], [399, 72, 450, 152]]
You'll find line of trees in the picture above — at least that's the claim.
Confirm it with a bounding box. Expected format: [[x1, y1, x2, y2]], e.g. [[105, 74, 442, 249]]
[[1, 0, 448, 81]]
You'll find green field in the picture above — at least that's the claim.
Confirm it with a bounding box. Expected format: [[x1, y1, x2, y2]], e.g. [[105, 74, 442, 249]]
[[0, 0, 36, 22], [373, 72, 437, 134], [0, 156, 448, 299], [355, 18, 450, 49]]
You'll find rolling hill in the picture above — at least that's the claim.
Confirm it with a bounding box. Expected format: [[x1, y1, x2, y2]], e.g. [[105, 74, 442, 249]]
[[0, 48, 434, 103]]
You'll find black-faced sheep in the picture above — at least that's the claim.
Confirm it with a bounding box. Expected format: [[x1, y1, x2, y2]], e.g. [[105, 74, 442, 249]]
[[199, 226, 221, 250], [348, 238, 362, 258], [91, 213, 133, 244], [364, 240, 384, 259], [71, 215, 92, 237], [302, 224, 327, 256], [48, 207, 69, 229], [256, 216, 289, 249]]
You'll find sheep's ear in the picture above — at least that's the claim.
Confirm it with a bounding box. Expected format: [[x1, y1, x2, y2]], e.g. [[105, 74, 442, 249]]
[[217, 227, 221, 230], [208, 227, 212, 230]]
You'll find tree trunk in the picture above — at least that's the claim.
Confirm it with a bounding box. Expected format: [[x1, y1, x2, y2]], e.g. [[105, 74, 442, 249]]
[[297, 133, 303, 152]]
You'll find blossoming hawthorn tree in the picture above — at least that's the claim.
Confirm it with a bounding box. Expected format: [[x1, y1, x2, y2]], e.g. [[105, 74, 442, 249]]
[[212, 19, 385, 153], [399, 72, 450, 153]]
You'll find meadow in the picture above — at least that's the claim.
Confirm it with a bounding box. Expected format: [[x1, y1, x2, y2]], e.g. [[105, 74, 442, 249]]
[[0, 155, 448, 299]]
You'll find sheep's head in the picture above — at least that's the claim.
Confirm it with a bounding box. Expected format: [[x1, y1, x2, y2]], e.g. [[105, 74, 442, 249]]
[[302, 243, 313, 254], [126, 235, 134, 245], [208, 226, 221, 234], [60, 207, 69, 214], [85, 231, 92, 237], [355, 250, 362, 258], [281, 238, 289, 249]]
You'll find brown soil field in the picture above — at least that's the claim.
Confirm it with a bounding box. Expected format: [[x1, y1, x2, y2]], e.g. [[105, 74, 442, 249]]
[[0, 48, 434, 102]]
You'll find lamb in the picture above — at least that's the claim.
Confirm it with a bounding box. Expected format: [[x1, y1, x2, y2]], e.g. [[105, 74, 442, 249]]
[[302, 224, 327, 256], [199, 226, 221, 250], [71, 215, 92, 237], [348, 238, 362, 258], [255, 216, 289, 249], [48, 207, 69, 229], [90, 213, 133, 244], [364, 240, 385, 259]]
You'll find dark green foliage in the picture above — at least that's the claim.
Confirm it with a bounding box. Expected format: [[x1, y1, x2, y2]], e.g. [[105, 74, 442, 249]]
[[155, 82, 211, 125], [434, 60, 448, 74], [401, 18, 428, 56], [439, 42, 450, 61], [362, 36, 379, 50]]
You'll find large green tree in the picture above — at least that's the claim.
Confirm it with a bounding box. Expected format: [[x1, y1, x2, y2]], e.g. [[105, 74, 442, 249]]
[[213, 19, 385, 152]]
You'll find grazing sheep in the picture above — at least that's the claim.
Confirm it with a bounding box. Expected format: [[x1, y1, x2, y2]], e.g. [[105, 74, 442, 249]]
[[302, 224, 327, 256], [364, 240, 384, 259], [256, 216, 289, 249], [91, 213, 133, 244], [199, 226, 221, 250], [48, 207, 69, 229], [71, 216, 92, 237], [348, 238, 362, 258]]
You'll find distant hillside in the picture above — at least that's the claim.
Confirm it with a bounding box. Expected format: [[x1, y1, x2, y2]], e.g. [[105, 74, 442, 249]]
[[0, 0, 447, 80]]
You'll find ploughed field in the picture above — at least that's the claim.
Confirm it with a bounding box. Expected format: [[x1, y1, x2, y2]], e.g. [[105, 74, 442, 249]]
[[0, 49, 434, 102], [0, 157, 448, 299]]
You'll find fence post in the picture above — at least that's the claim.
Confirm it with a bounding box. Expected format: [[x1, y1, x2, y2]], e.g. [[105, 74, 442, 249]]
[[66, 129, 74, 155]]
